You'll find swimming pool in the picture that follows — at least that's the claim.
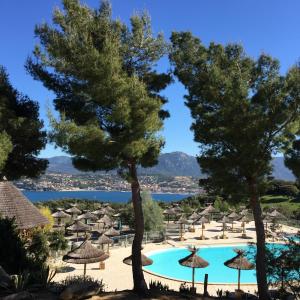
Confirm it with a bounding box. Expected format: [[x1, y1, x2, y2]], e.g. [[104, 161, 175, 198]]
[[144, 244, 283, 284]]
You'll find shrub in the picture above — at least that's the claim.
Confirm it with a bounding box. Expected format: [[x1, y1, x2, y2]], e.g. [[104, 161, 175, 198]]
[[0, 217, 29, 274], [149, 280, 169, 292], [39, 206, 54, 232], [48, 231, 68, 253], [27, 230, 50, 265], [59, 275, 105, 294], [142, 191, 164, 232], [214, 196, 230, 212]]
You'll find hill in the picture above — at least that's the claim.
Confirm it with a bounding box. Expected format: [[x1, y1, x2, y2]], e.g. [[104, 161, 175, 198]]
[[46, 152, 295, 181]]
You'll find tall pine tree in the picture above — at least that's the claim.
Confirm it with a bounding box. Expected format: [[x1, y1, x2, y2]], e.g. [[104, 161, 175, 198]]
[[26, 0, 170, 293], [170, 33, 300, 299], [0, 66, 47, 179]]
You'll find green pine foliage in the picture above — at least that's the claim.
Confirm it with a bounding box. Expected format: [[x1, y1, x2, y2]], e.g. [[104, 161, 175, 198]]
[[0, 131, 12, 172], [26, 0, 170, 173], [284, 139, 300, 186], [141, 191, 164, 232], [0, 218, 29, 274], [26, 0, 170, 292], [170, 32, 300, 299], [0, 66, 47, 180]]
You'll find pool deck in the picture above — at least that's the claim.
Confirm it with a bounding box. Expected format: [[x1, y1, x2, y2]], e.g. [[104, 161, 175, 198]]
[[52, 221, 298, 296]]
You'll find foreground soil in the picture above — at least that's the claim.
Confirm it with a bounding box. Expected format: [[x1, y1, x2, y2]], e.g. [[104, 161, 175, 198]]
[[91, 290, 214, 299]]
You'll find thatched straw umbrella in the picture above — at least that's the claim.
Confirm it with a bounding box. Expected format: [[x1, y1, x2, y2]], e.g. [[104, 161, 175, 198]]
[[224, 249, 255, 291], [179, 247, 209, 290], [195, 216, 209, 240], [52, 210, 70, 226], [268, 209, 286, 220], [176, 216, 189, 241], [63, 240, 109, 277], [263, 214, 273, 234], [104, 227, 120, 237], [189, 212, 199, 232], [189, 211, 199, 221], [238, 216, 250, 238], [92, 209, 103, 217], [123, 253, 153, 266], [65, 206, 81, 219], [173, 204, 183, 214], [218, 215, 230, 239], [203, 204, 216, 221], [228, 211, 239, 230], [77, 211, 98, 224], [240, 208, 249, 216], [66, 220, 90, 241], [163, 207, 177, 223], [98, 234, 113, 254], [98, 214, 112, 229]]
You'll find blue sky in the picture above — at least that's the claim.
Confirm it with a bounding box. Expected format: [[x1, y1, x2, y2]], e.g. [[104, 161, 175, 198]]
[[1, 0, 300, 157]]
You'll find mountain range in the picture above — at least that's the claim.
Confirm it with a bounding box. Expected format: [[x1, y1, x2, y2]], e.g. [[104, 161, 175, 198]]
[[46, 152, 295, 181]]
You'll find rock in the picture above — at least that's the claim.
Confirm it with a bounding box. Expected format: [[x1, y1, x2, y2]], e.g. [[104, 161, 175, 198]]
[[59, 283, 100, 300], [0, 265, 13, 289], [3, 291, 34, 300]]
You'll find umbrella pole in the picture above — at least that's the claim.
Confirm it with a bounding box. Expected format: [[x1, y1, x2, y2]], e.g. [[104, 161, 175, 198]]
[[180, 223, 183, 241], [238, 268, 241, 291], [223, 223, 225, 238], [192, 267, 195, 288], [202, 225, 204, 239], [83, 263, 86, 279]]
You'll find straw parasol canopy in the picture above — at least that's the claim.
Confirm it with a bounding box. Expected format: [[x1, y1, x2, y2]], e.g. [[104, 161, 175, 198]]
[[52, 210, 70, 218], [195, 216, 209, 240], [204, 204, 216, 213], [98, 234, 113, 254], [218, 215, 230, 238], [65, 206, 81, 216], [202, 204, 216, 222], [63, 240, 109, 277], [163, 207, 177, 223], [104, 205, 115, 214], [52, 210, 71, 226], [0, 180, 49, 230], [176, 216, 189, 241], [77, 211, 98, 224], [98, 214, 112, 223], [179, 247, 209, 288], [123, 253, 153, 266], [227, 211, 239, 229], [104, 227, 120, 237], [66, 220, 90, 241], [240, 209, 249, 216], [238, 216, 250, 237], [267, 209, 286, 220], [189, 211, 199, 221], [224, 249, 255, 290], [172, 204, 183, 214]]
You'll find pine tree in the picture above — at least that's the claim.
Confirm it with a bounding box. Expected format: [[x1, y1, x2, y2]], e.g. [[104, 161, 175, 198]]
[[26, 0, 170, 293], [170, 32, 300, 299], [0, 66, 47, 179]]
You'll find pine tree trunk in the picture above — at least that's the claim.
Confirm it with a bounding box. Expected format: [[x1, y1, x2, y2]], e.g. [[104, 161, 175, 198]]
[[129, 162, 148, 295], [249, 180, 271, 300]]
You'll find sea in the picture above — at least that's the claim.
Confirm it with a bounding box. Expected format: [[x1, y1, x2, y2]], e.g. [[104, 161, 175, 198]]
[[23, 190, 190, 203]]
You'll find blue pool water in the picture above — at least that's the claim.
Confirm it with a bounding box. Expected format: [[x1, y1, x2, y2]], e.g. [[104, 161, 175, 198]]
[[144, 244, 284, 284]]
